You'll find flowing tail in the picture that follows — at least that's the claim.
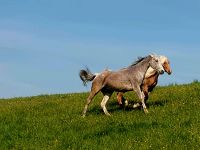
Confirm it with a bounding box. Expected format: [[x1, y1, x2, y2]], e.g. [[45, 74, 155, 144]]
[[79, 67, 96, 86]]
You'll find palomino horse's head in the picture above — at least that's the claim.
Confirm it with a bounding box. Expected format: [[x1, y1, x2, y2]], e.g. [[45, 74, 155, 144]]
[[149, 55, 164, 74], [159, 56, 172, 75]]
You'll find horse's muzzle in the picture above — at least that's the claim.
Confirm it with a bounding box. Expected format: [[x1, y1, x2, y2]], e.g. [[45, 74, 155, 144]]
[[167, 70, 172, 75], [159, 70, 164, 74]]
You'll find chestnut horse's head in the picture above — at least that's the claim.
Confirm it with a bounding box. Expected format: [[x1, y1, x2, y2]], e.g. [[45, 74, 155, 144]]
[[159, 56, 172, 75]]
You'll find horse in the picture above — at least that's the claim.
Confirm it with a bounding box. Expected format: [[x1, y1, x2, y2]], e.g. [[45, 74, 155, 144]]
[[79, 54, 164, 117], [117, 55, 172, 107]]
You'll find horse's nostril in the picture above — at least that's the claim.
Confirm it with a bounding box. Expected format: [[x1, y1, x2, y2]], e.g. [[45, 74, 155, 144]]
[[160, 70, 164, 74]]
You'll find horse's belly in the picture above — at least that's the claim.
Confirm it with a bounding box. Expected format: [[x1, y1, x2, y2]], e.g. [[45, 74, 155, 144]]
[[104, 80, 132, 92]]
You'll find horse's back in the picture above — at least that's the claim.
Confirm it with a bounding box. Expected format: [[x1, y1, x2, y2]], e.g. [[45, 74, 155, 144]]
[[102, 70, 133, 92]]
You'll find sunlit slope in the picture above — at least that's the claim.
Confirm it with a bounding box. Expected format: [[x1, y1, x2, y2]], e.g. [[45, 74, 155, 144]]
[[0, 81, 200, 149]]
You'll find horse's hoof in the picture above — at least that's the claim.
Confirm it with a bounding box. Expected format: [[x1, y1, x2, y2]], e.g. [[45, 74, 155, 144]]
[[119, 104, 123, 108], [105, 113, 111, 116], [144, 108, 149, 114], [82, 114, 86, 118], [125, 100, 129, 107], [133, 103, 140, 108]]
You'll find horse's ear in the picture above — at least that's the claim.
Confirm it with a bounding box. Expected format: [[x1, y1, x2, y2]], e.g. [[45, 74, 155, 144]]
[[150, 54, 154, 58], [150, 53, 158, 58]]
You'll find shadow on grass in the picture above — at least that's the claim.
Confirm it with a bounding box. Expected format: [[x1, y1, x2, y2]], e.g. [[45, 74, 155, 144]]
[[148, 99, 169, 107], [86, 99, 169, 116], [87, 101, 142, 116]]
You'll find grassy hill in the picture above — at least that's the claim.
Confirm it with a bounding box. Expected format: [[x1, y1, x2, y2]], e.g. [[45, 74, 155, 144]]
[[0, 81, 200, 149]]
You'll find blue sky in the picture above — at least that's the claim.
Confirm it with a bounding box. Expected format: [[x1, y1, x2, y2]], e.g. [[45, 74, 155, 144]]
[[0, 0, 200, 98]]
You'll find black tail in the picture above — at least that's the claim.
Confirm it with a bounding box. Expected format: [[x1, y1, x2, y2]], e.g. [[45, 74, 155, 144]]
[[79, 67, 96, 86]]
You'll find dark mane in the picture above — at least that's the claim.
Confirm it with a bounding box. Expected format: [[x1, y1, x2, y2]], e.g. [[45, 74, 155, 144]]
[[129, 56, 148, 67]]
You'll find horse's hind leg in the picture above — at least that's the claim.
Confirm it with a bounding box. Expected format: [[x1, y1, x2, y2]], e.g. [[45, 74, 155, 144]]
[[117, 92, 128, 107], [101, 92, 113, 116], [82, 87, 101, 117]]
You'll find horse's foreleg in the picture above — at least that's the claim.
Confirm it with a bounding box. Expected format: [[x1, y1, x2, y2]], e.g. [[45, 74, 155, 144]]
[[142, 85, 149, 104], [133, 85, 149, 109], [133, 86, 148, 113], [144, 91, 149, 104], [142, 93, 149, 114], [101, 92, 113, 116], [117, 92, 123, 105]]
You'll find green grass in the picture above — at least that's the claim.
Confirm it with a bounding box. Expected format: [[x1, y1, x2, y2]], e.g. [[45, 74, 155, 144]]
[[0, 82, 200, 149]]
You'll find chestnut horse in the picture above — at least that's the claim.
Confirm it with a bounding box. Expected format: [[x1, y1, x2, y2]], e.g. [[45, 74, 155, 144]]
[[79, 55, 164, 117], [117, 55, 172, 107]]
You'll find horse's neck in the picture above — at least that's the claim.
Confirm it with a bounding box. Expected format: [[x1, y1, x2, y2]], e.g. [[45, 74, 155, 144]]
[[132, 58, 151, 77], [139, 58, 151, 72]]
